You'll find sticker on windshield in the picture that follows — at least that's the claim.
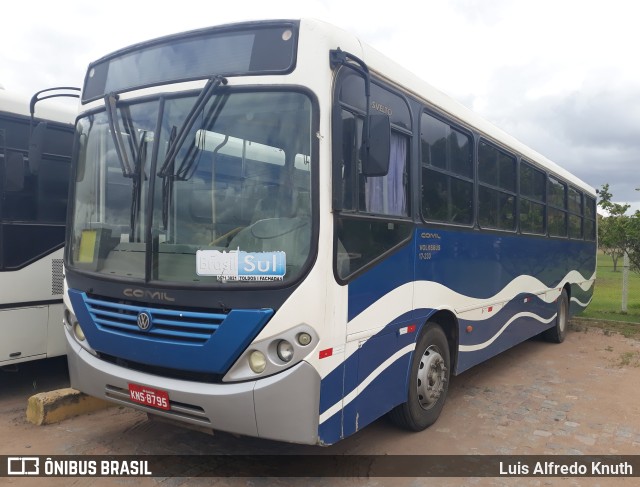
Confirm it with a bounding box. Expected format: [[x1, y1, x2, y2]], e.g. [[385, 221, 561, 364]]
[[196, 249, 286, 281]]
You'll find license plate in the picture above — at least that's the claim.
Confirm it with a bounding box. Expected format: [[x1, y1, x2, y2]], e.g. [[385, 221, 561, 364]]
[[128, 383, 171, 411]]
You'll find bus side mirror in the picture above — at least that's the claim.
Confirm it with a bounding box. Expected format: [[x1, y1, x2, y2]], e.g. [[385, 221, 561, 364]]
[[28, 121, 47, 175], [362, 113, 390, 177], [5, 150, 25, 192]]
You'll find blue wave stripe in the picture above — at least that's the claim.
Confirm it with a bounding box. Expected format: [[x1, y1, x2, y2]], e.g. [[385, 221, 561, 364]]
[[348, 228, 596, 321], [458, 293, 555, 347], [320, 226, 595, 442]]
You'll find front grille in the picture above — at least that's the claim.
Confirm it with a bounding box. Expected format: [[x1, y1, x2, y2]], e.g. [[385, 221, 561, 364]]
[[83, 296, 227, 344]]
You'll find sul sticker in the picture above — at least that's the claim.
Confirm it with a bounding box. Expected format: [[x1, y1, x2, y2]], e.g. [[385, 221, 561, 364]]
[[196, 249, 286, 281]]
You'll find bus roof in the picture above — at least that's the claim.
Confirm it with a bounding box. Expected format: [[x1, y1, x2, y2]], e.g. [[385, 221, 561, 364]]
[[301, 19, 595, 197], [75, 18, 594, 197]]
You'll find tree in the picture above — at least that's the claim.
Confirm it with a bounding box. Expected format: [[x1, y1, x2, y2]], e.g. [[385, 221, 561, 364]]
[[626, 210, 640, 273], [597, 184, 631, 272]]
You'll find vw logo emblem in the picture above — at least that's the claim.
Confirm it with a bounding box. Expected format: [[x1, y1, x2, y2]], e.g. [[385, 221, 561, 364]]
[[137, 311, 152, 331]]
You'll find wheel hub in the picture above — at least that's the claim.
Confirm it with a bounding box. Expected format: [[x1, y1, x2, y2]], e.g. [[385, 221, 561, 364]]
[[417, 346, 447, 410]]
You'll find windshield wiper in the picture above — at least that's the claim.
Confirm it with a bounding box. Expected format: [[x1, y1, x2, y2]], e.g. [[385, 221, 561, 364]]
[[173, 91, 229, 181], [104, 93, 134, 177], [130, 131, 148, 241], [162, 126, 177, 231], [157, 75, 227, 178]]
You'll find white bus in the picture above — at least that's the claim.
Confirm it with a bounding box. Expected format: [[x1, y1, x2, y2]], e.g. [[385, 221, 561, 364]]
[[63, 19, 596, 445], [0, 87, 77, 366]]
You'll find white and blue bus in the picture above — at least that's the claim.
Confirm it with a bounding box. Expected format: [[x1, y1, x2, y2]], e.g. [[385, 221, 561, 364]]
[[1, 87, 78, 366], [63, 19, 596, 445]]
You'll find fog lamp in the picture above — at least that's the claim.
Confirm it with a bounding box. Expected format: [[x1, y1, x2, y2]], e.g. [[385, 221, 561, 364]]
[[249, 350, 267, 373], [73, 322, 86, 342]]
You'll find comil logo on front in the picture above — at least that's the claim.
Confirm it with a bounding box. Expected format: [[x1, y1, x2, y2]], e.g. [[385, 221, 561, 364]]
[[7, 457, 39, 475]]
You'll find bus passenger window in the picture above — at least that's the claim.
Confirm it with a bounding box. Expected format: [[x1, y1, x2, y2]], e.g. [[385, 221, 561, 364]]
[[519, 162, 545, 235], [568, 187, 583, 239], [478, 141, 516, 231], [420, 112, 473, 225], [584, 196, 596, 241], [548, 176, 567, 237]]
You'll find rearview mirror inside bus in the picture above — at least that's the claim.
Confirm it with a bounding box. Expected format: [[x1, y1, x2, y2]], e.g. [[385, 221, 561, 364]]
[[361, 113, 390, 177]]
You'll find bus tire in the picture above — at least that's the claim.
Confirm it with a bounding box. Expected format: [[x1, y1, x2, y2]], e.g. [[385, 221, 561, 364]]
[[543, 289, 569, 343], [389, 323, 450, 431]]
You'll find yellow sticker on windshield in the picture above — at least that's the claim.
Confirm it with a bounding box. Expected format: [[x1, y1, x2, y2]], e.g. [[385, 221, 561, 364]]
[[78, 229, 97, 263]]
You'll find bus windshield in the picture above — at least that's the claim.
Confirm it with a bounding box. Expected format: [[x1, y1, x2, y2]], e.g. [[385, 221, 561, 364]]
[[68, 90, 313, 286]]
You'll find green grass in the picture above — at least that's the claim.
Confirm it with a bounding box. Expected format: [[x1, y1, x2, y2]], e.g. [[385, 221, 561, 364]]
[[571, 319, 640, 339], [577, 251, 640, 324]]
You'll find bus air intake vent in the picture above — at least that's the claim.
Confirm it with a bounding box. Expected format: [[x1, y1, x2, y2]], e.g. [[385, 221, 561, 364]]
[[83, 296, 226, 345], [51, 259, 64, 295]]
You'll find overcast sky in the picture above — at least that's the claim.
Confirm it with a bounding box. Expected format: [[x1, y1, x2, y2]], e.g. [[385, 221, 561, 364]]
[[2, 0, 638, 212]]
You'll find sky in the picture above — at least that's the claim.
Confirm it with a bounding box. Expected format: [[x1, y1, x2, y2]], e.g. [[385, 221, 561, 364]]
[[2, 0, 639, 213]]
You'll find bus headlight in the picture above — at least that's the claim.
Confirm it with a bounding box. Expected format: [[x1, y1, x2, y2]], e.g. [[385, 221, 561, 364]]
[[249, 350, 267, 374], [64, 308, 73, 329], [297, 332, 312, 346], [276, 340, 294, 363], [63, 307, 85, 341], [223, 324, 318, 382], [64, 304, 96, 355]]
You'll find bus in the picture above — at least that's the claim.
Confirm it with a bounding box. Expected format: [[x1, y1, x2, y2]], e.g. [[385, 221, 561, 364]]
[[1, 87, 78, 366], [62, 19, 596, 445]]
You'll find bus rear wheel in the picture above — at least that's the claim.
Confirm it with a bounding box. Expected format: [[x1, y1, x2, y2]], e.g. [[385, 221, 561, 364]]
[[389, 323, 450, 431], [543, 289, 569, 343]]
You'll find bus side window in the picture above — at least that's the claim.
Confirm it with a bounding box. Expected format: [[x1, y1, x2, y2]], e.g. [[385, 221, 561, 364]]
[[335, 117, 412, 280], [338, 112, 358, 211], [37, 157, 70, 223], [4, 150, 25, 192], [478, 140, 516, 231], [3, 150, 35, 220], [420, 112, 473, 225], [548, 176, 567, 237]]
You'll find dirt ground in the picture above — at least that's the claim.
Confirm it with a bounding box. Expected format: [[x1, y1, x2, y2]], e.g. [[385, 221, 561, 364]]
[[1, 323, 639, 486]]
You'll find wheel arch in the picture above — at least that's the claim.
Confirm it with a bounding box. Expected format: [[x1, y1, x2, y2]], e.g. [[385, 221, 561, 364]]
[[420, 309, 459, 376], [563, 283, 573, 316], [563, 282, 572, 299]]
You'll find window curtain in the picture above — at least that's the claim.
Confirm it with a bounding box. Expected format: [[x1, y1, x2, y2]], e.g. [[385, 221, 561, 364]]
[[365, 132, 407, 215]]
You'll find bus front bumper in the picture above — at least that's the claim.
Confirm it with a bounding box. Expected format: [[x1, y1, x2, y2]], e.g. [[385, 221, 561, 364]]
[[65, 327, 321, 445]]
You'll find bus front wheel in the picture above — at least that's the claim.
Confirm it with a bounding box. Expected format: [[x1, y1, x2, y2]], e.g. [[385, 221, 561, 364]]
[[389, 323, 450, 431]]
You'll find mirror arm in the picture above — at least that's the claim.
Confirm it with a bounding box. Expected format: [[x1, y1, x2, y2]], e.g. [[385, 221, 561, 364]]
[[330, 49, 372, 150], [29, 87, 80, 139]]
